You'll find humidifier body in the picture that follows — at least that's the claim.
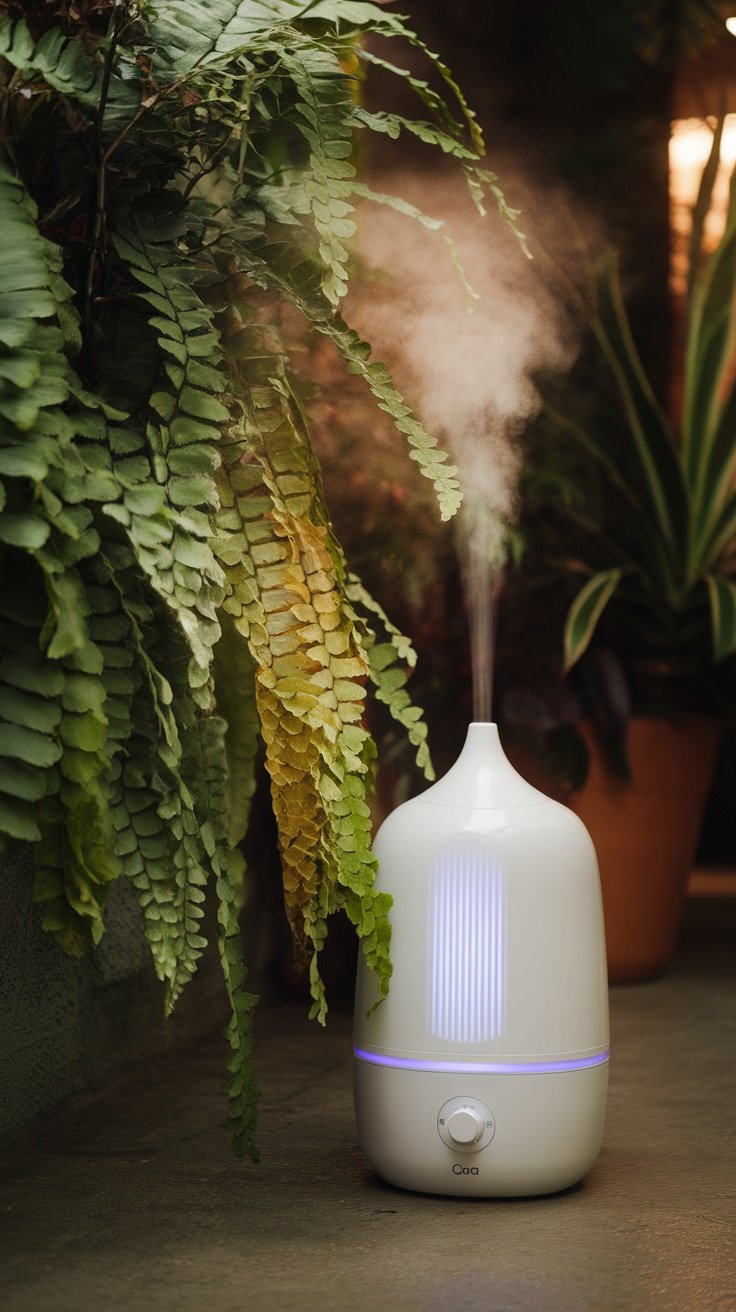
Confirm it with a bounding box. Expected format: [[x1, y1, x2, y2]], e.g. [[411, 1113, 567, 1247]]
[[353, 723, 609, 1197]]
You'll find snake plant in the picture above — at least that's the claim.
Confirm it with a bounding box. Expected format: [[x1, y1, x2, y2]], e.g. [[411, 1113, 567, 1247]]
[[561, 144, 736, 689]]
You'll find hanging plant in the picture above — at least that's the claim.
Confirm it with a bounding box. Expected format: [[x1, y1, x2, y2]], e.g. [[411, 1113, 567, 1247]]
[[0, 0, 523, 1158]]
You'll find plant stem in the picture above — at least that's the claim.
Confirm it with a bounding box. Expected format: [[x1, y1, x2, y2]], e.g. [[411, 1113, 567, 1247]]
[[84, 5, 123, 324]]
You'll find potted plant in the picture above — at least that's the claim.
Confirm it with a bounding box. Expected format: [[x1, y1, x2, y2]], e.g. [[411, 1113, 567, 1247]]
[[0, 0, 522, 1152], [506, 128, 736, 981]]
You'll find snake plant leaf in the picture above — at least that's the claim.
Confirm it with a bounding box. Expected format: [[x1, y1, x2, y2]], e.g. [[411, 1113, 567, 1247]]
[[689, 385, 736, 575], [683, 164, 736, 540], [564, 568, 624, 671], [687, 116, 724, 307], [698, 486, 736, 577], [593, 255, 686, 579], [706, 575, 736, 662], [537, 402, 680, 597]]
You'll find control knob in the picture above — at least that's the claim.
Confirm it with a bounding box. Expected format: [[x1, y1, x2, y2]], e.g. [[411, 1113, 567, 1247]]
[[447, 1105, 484, 1145]]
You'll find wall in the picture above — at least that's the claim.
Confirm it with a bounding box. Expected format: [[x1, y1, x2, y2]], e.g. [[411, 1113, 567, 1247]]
[[0, 846, 222, 1143]]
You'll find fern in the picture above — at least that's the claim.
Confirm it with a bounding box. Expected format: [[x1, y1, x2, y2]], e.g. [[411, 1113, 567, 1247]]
[[0, 0, 517, 1158]]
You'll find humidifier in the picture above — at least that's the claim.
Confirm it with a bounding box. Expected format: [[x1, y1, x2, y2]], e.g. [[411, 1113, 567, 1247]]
[[353, 722, 609, 1197]]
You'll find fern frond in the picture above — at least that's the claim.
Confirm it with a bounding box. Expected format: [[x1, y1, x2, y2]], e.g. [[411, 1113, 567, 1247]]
[[318, 317, 463, 520], [149, 0, 238, 72], [465, 165, 531, 258], [0, 16, 138, 130], [212, 611, 261, 847], [217, 843, 260, 1158], [0, 158, 125, 949], [280, 44, 357, 305], [356, 44, 481, 153], [216, 326, 391, 1014], [103, 581, 211, 1010], [0, 19, 100, 108], [228, 251, 463, 519], [0, 564, 122, 954], [351, 106, 478, 160], [110, 226, 228, 702], [344, 574, 417, 668], [191, 669, 260, 1157], [349, 181, 479, 302], [345, 575, 434, 782]]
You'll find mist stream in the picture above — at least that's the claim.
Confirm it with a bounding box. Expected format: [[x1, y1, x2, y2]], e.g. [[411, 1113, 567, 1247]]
[[345, 169, 576, 729], [459, 508, 501, 724]]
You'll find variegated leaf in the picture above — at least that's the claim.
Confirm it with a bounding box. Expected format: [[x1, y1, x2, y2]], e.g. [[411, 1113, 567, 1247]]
[[563, 568, 623, 670]]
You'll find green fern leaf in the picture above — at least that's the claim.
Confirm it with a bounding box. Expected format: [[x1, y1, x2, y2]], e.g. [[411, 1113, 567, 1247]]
[[230, 253, 463, 519], [352, 107, 477, 160], [322, 319, 463, 520], [281, 46, 357, 306], [110, 227, 228, 702], [0, 20, 100, 106], [212, 612, 261, 847], [345, 576, 434, 782], [0, 17, 137, 130], [215, 324, 391, 1014], [217, 844, 260, 1159]]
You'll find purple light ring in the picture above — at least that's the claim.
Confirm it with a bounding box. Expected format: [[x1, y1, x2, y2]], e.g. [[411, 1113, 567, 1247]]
[[354, 1047, 609, 1075]]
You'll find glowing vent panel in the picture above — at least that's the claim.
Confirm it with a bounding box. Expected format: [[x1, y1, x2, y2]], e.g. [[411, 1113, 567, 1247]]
[[427, 836, 508, 1043]]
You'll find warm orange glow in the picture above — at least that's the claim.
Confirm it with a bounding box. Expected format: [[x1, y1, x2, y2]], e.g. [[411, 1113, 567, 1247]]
[[669, 116, 736, 294]]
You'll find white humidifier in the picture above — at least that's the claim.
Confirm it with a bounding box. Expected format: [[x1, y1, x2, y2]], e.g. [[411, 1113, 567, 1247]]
[[353, 722, 609, 1196]]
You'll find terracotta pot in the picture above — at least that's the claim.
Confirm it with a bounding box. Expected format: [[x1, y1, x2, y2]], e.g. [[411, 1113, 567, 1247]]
[[568, 717, 720, 983]]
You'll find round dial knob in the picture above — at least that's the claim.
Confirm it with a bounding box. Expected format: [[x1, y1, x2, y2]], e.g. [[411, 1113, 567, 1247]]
[[446, 1106, 484, 1145], [438, 1096, 495, 1152]]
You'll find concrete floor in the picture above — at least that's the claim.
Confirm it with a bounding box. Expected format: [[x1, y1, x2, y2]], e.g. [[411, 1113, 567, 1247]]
[[1, 897, 735, 1312]]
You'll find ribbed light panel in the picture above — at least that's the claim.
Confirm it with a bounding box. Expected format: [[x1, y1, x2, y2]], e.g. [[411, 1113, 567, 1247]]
[[427, 839, 508, 1043]]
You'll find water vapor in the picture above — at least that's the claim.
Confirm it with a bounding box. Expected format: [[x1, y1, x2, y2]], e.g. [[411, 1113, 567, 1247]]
[[346, 170, 575, 722]]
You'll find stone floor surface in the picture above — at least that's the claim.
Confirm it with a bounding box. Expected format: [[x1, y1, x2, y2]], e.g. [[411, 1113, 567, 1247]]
[[1, 898, 735, 1312]]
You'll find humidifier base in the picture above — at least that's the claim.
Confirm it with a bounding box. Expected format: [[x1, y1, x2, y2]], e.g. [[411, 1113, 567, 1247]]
[[354, 1057, 609, 1197]]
